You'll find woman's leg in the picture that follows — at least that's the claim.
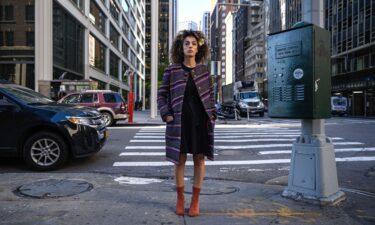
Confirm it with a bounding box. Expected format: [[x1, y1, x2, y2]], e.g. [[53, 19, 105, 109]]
[[175, 153, 187, 187], [192, 154, 205, 188], [175, 153, 187, 215], [189, 154, 205, 217]]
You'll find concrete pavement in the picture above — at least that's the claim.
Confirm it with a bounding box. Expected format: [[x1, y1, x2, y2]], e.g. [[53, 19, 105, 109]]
[[1, 172, 373, 225]]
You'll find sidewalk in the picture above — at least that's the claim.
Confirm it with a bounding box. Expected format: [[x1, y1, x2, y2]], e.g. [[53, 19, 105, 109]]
[[0, 172, 373, 225]]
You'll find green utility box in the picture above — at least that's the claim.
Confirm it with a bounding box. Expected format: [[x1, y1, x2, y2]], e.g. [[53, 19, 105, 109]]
[[267, 23, 331, 118]]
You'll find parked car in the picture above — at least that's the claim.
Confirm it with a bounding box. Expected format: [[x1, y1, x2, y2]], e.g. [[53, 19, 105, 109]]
[[0, 81, 107, 171], [58, 90, 128, 126]]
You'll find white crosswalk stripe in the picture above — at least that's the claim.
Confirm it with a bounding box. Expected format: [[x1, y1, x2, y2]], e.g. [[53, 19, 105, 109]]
[[113, 125, 375, 167]]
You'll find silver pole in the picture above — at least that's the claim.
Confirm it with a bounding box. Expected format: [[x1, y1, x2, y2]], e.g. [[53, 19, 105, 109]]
[[150, 0, 159, 119], [282, 0, 345, 205]]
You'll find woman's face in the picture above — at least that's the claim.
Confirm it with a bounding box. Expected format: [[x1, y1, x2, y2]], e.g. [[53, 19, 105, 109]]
[[183, 36, 198, 59]]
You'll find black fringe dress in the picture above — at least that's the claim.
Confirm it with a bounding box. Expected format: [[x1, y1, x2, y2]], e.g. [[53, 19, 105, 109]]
[[180, 64, 210, 155]]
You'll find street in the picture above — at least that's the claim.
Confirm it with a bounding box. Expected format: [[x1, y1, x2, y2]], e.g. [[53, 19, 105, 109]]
[[1, 117, 375, 191], [1, 116, 375, 225]]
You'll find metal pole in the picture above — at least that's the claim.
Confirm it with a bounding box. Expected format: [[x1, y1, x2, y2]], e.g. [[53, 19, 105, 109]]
[[150, 0, 159, 119], [282, 0, 345, 205]]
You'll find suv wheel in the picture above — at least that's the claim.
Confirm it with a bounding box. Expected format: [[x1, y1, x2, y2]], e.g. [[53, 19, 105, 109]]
[[23, 132, 68, 171], [259, 112, 264, 117], [102, 112, 114, 126]]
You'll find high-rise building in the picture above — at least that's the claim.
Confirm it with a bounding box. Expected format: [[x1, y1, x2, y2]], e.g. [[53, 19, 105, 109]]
[[145, 0, 177, 108], [0, 0, 146, 105], [178, 21, 198, 31], [235, 5, 248, 83], [268, 0, 301, 33], [211, 0, 239, 102], [244, 0, 265, 93], [202, 11, 211, 46], [225, 12, 235, 85], [326, 0, 375, 116]]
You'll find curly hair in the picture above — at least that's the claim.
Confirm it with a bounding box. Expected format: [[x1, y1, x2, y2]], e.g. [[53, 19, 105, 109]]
[[170, 30, 209, 64]]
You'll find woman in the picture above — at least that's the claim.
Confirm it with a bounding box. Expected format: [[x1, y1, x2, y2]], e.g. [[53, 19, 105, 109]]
[[157, 30, 216, 217]]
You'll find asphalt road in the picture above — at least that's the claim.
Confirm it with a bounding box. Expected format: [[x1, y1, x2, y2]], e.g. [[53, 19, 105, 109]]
[[1, 116, 374, 194]]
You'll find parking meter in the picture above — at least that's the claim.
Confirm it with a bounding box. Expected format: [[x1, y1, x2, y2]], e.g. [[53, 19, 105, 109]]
[[267, 23, 331, 118]]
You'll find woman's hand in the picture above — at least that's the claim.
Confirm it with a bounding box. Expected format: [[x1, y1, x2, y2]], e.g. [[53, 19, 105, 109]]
[[165, 115, 174, 123]]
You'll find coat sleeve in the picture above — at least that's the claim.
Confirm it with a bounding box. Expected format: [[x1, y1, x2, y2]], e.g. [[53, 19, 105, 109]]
[[208, 67, 217, 120], [157, 67, 173, 122]]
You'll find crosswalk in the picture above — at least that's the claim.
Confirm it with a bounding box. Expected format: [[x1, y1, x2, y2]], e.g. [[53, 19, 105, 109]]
[[113, 125, 375, 168]]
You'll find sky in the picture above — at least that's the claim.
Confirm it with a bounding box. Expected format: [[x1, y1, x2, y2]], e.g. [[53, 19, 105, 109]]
[[178, 0, 210, 30]]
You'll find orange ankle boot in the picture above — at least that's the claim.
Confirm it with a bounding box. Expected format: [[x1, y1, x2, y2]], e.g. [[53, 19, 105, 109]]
[[176, 186, 185, 216], [188, 187, 201, 217]]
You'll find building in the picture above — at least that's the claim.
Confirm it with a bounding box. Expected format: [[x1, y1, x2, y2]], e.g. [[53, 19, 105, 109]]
[[224, 12, 235, 85], [267, 0, 301, 33], [234, 5, 248, 83], [202, 11, 211, 46], [210, 0, 239, 102], [145, 0, 177, 109], [326, 0, 375, 117], [0, 0, 146, 105], [244, 0, 265, 95], [178, 20, 198, 31]]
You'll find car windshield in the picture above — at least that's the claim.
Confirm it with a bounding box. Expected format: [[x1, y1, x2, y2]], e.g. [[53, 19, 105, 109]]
[[2, 85, 54, 104], [240, 92, 259, 99], [332, 98, 347, 106]]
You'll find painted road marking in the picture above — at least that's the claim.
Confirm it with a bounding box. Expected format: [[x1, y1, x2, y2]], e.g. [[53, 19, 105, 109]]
[[120, 152, 218, 156], [113, 156, 375, 167], [259, 147, 375, 155]]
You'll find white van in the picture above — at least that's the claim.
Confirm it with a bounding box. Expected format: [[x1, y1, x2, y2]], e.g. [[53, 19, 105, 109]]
[[331, 96, 348, 116]]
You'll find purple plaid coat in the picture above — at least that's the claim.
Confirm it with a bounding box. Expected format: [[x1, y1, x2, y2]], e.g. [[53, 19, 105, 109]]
[[157, 64, 217, 164]]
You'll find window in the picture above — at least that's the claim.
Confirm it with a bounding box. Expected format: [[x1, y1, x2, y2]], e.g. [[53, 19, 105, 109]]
[[110, 0, 120, 21], [63, 94, 80, 103], [5, 31, 14, 46], [80, 93, 97, 103], [89, 34, 106, 71], [0, 31, 3, 46], [89, 0, 106, 34], [110, 51, 119, 79], [25, 4, 34, 21], [4, 5, 13, 20], [53, 2, 84, 75], [104, 93, 116, 103], [26, 31, 34, 46], [110, 24, 119, 48], [71, 0, 84, 10]]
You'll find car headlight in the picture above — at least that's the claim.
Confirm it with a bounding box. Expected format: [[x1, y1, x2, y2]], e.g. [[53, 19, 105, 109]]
[[258, 102, 264, 108], [239, 102, 248, 108], [66, 116, 93, 126]]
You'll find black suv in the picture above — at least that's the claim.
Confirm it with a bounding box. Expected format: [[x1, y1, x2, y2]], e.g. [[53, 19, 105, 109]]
[[0, 81, 107, 171]]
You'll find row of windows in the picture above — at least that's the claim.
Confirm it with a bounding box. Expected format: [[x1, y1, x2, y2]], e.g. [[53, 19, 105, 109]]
[[0, 4, 34, 21], [0, 31, 34, 47], [89, 33, 142, 79]]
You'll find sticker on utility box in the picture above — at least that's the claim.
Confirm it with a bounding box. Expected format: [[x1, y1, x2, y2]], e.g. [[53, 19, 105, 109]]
[[293, 68, 304, 79]]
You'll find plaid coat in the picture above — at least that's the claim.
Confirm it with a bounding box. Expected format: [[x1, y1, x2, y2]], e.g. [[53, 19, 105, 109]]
[[157, 64, 217, 164]]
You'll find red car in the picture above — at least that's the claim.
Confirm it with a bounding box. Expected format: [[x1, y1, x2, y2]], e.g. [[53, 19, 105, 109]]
[[58, 90, 128, 126]]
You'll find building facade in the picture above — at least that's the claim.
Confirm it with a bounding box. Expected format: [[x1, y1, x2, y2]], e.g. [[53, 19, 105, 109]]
[[210, 0, 239, 102], [326, 0, 375, 117], [202, 11, 211, 46], [145, 0, 177, 109], [178, 21, 198, 31], [244, 0, 265, 95], [234, 5, 248, 83], [0, 0, 146, 105]]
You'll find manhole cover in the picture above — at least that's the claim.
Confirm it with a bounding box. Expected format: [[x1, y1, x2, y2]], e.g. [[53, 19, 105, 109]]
[[15, 179, 93, 199], [181, 185, 239, 195]]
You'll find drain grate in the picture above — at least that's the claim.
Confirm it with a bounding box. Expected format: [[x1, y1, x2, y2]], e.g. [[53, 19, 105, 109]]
[[14, 179, 93, 199]]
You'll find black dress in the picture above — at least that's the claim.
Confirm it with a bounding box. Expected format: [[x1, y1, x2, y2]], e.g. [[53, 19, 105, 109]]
[[180, 64, 210, 155]]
